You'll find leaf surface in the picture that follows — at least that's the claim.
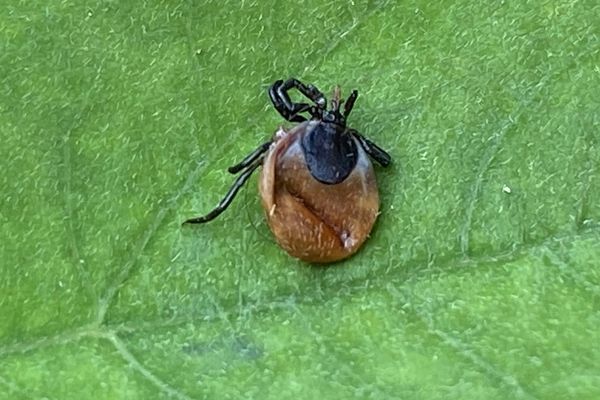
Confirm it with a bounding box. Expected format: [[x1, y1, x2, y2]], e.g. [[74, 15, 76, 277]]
[[1, 1, 599, 399]]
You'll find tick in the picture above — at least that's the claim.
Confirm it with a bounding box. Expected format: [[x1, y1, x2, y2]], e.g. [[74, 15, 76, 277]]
[[184, 78, 391, 263]]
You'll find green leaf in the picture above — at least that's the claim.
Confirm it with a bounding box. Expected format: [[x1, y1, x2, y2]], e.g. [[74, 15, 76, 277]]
[[1, 0, 599, 399]]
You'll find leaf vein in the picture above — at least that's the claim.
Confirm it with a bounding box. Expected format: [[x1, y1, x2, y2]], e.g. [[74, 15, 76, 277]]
[[109, 333, 195, 400], [95, 161, 205, 326]]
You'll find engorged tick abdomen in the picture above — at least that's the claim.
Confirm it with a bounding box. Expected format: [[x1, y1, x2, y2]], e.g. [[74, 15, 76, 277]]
[[259, 122, 380, 263]]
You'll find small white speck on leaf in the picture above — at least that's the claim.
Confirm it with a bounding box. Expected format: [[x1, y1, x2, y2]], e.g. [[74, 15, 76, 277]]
[[502, 184, 512, 194]]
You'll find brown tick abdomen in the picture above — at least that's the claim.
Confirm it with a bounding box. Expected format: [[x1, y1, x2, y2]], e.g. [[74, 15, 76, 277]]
[[259, 124, 380, 263]]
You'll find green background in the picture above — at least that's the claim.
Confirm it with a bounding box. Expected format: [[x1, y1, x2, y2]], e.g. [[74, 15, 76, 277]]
[[1, 0, 599, 399]]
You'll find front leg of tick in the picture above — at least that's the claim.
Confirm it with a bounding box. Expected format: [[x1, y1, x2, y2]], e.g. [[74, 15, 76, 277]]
[[269, 78, 326, 122]]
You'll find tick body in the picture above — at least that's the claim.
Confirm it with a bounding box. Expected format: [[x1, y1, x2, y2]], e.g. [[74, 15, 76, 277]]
[[184, 78, 391, 263]]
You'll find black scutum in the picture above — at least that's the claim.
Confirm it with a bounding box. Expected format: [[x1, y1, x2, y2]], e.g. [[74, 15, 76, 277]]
[[301, 122, 358, 185]]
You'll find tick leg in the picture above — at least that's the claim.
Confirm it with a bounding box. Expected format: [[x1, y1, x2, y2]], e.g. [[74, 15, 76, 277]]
[[350, 129, 392, 167], [343, 90, 358, 118], [269, 80, 310, 122], [279, 78, 326, 106], [269, 78, 326, 122], [182, 162, 261, 225], [228, 141, 272, 174]]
